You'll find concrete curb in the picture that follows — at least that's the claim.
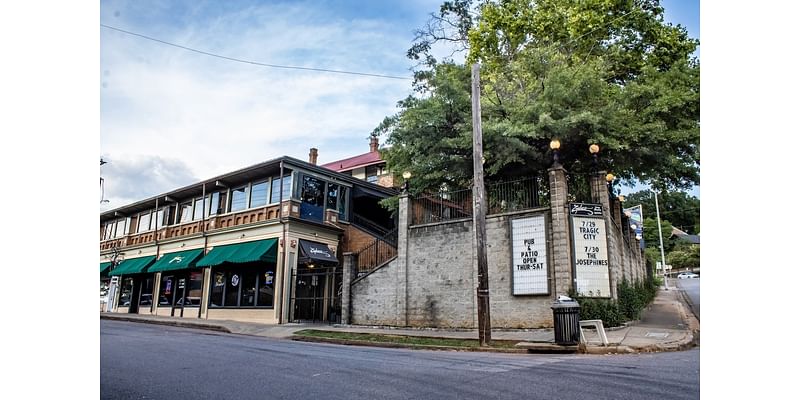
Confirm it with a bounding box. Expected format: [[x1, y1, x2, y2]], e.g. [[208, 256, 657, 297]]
[[101, 314, 231, 334], [291, 335, 529, 353]]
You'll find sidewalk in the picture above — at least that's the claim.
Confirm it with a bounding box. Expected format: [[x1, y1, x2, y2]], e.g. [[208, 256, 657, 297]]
[[101, 286, 698, 354]]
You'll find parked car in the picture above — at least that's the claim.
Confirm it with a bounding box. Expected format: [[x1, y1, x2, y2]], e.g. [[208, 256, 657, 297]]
[[677, 272, 699, 279]]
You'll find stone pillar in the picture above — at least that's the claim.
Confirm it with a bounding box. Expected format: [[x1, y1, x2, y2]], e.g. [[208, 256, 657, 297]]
[[590, 171, 618, 299], [548, 166, 572, 297], [396, 194, 411, 326], [341, 253, 354, 325], [611, 197, 627, 282]]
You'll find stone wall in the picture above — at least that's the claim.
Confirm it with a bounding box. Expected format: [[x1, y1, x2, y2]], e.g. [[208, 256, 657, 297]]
[[347, 170, 648, 329]]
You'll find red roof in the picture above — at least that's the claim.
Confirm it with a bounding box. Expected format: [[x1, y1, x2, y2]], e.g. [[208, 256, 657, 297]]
[[321, 151, 384, 172]]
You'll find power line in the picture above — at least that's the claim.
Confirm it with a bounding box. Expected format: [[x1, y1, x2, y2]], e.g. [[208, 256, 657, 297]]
[[100, 24, 412, 81]]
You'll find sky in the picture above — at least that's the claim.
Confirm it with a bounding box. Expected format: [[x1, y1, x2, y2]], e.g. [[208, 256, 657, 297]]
[[99, 0, 700, 210]]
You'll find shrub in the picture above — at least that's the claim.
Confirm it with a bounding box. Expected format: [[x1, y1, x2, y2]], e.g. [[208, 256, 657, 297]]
[[568, 277, 659, 327]]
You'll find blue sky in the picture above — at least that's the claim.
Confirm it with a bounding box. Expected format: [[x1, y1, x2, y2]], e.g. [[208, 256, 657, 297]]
[[100, 0, 700, 209]]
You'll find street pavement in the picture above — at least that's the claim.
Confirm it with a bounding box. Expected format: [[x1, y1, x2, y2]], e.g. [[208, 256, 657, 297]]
[[100, 282, 699, 354]]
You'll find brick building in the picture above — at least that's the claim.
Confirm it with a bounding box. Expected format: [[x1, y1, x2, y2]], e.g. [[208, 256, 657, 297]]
[[100, 155, 396, 324]]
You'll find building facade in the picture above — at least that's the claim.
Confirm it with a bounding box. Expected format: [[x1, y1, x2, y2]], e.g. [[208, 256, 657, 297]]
[[100, 156, 396, 324]]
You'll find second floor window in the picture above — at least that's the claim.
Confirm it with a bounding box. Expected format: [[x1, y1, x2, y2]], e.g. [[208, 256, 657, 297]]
[[250, 181, 268, 207], [193, 197, 204, 221], [230, 186, 249, 212], [137, 212, 151, 233], [179, 203, 193, 223]]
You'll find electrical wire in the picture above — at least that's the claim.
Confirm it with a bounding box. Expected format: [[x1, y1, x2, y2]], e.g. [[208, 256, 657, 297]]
[[100, 24, 411, 80]]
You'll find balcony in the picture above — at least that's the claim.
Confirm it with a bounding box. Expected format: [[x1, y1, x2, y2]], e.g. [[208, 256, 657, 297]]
[[100, 204, 282, 251]]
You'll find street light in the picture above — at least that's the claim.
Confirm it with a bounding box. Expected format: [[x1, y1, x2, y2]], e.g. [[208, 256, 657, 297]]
[[402, 171, 412, 194], [589, 144, 600, 172], [651, 188, 669, 290], [605, 173, 615, 196], [550, 139, 561, 167]]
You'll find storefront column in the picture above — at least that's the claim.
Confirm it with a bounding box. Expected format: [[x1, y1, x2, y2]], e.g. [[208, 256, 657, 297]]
[[341, 253, 355, 324]]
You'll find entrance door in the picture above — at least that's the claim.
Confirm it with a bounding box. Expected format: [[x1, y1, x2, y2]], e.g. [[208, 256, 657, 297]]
[[291, 266, 342, 323]]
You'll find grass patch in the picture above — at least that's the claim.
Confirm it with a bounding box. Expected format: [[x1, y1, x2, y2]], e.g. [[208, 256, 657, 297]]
[[293, 329, 520, 349]]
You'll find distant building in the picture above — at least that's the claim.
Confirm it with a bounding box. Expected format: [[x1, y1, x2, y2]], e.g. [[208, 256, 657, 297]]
[[671, 226, 699, 245], [320, 134, 393, 188]]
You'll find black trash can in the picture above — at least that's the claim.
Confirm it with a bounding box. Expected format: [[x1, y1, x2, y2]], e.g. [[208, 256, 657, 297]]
[[551, 300, 581, 345]]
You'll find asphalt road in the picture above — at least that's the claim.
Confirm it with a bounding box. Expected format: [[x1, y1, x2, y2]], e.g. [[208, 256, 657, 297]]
[[676, 278, 700, 320], [101, 320, 699, 400]]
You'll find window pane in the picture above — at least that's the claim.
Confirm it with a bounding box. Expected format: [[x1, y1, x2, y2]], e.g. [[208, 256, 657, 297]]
[[230, 187, 248, 212], [193, 197, 204, 220], [366, 166, 378, 183], [104, 223, 113, 240], [327, 184, 338, 210], [250, 181, 268, 207], [186, 271, 203, 307], [159, 275, 175, 306], [225, 272, 240, 306], [179, 203, 193, 223], [155, 209, 165, 229], [120, 278, 133, 306], [338, 186, 348, 221], [258, 270, 275, 307], [138, 212, 151, 233], [283, 175, 293, 199], [300, 175, 325, 221], [240, 272, 256, 307], [114, 219, 126, 238], [139, 278, 154, 306], [210, 272, 225, 307], [207, 192, 220, 216]]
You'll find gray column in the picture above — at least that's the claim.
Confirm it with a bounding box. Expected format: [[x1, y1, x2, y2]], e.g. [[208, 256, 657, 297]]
[[341, 253, 354, 325], [548, 166, 572, 297], [396, 194, 411, 326], [589, 171, 619, 299]]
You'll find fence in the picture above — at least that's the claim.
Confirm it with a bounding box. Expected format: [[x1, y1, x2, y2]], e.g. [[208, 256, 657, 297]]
[[410, 176, 547, 225], [354, 228, 398, 276]]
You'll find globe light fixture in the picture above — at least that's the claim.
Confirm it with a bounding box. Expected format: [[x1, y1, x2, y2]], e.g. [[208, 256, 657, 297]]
[[402, 171, 412, 194], [550, 139, 561, 167], [589, 144, 600, 172]]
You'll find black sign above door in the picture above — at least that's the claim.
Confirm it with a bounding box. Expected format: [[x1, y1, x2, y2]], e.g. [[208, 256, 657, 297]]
[[298, 240, 338, 266]]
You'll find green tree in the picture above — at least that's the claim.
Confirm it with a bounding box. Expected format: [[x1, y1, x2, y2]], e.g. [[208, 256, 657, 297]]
[[380, 0, 699, 194], [642, 216, 673, 258], [623, 189, 700, 234], [667, 242, 700, 271]]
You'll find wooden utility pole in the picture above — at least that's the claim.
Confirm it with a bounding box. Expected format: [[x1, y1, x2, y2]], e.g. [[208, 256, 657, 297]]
[[471, 63, 491, 346]]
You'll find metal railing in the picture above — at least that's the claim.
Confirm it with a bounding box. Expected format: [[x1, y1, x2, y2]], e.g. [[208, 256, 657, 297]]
[[354, 228, 398, 276], [352, 213, 391, 237], [410, 176, 547, 225]]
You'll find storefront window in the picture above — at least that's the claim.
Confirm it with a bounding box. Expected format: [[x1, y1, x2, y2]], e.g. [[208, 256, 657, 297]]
[[139, 278, 154, 306], [159, 274, 176, 306], [185, 271, 203, 306], [209, 263, 276, 308], [120, 278, 133, 306]]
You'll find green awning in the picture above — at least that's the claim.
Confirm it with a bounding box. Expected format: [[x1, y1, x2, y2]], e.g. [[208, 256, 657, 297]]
[[109, 256, 156, 276], [100, 262, 112, 274], [196, 238, 278, 267], [147, 249, 205, 273]]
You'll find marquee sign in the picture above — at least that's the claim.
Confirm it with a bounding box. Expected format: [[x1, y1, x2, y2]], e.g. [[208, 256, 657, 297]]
[[510, 214, 549, 295], [570, 203, 611, 297]]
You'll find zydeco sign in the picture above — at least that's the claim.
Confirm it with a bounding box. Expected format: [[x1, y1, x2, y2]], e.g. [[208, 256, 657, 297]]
[[570, 203, 611, 297], [510, 214, 549, 295]]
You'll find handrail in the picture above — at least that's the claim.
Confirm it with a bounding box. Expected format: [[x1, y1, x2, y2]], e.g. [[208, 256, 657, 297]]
[[354, 228, 398, 275]]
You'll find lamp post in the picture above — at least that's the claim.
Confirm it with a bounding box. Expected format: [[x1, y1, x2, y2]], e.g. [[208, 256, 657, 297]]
[[589, 144, 600, 173], [401, 171, 411, 194], [651, 188, 669, 290], [549, 139, 561, 167], [605, 173, 615, 196]]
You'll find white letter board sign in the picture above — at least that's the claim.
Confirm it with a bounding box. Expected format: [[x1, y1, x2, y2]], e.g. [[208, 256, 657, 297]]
[[511, 214, 549, 295]]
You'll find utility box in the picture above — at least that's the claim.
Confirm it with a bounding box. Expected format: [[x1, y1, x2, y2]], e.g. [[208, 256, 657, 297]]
[[551, 299, 581, 345]]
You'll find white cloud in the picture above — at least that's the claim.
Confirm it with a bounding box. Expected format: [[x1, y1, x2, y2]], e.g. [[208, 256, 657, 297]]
[[100, 1, 438, 205]]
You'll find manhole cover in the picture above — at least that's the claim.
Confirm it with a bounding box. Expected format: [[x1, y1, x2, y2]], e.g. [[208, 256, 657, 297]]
[[645, 332, 669, 338]]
